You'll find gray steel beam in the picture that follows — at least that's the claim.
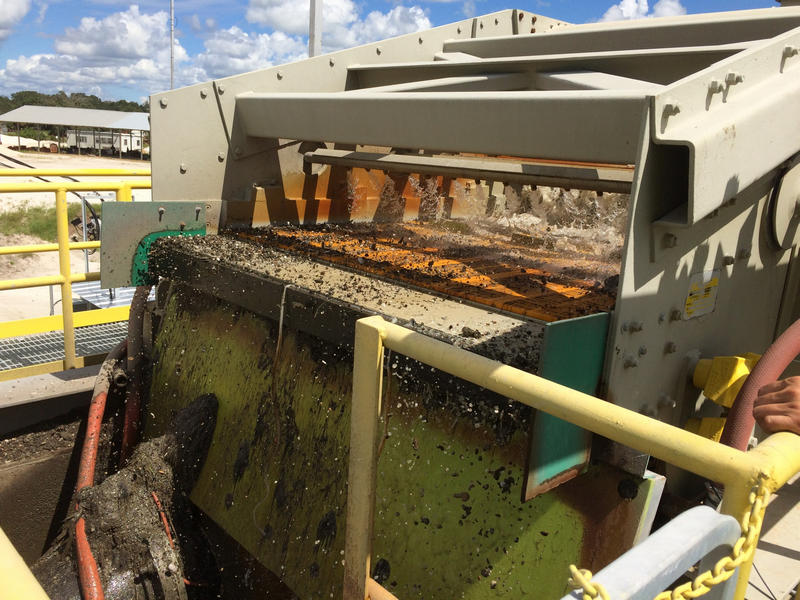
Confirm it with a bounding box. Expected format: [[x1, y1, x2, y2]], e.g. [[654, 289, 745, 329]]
[[235, 90, 647, 164], [349, 44, 756, 88], [346, 73, 530, 93], [535, 70, 663, 92], [447, 8, 800, 58], [303, 148, 633, 193]]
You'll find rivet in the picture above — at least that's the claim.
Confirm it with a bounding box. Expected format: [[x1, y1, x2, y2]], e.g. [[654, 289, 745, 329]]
[[627, 321, 644, 333], [418, 36, 423, 44], [624, 356, 639, 369], [722, 255, 735, 266], [663, 232, 678, 248], [376, 46, 382, 55], [329, 58, 335, 67], [179, 163, 187, 174], [725, 71, 743, 85], [479, 21, 484, 29], [159, 98, 168, 108], [276, 71, 283, 80], [200, 88, 208, 99], [663, 102, 680, 117], [217, 152, 225, 162], [494, 18, 499, 25], [665, 341, 677, 354], [217, 85, 225, 94], [457, 26, 462, 34]]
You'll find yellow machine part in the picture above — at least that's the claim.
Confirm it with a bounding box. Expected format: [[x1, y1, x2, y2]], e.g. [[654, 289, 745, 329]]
[[685, 417, 728, 442], [692, 353, 761, 408]]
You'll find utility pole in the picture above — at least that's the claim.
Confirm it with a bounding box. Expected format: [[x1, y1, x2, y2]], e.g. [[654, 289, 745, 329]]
[[170, 0, 175, 88], [309, 0, 322, 57]]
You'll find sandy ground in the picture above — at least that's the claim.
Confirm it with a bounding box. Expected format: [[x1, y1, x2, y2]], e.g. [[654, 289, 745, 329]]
[[0, 143, 151, 211], [0, 143, 142, 323], [0, 233, 101, 321]]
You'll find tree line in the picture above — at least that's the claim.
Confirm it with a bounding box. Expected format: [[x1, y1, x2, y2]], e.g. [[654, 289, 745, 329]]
[[0, 90, 148, 115]]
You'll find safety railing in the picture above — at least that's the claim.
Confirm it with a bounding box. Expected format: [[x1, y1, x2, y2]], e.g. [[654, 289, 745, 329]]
[[0, 170, 151, 380], [346, 316, 800, 600]]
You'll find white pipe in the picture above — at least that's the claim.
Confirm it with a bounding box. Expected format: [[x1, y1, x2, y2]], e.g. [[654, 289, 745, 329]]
[[309, 0, 322, 57]]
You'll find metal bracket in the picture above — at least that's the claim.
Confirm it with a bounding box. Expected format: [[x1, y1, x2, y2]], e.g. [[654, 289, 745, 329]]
[[100, 202, 206, 288]]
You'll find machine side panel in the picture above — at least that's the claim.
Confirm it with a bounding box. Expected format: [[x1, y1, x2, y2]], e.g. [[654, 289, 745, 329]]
[[605, 109, 794, 472]]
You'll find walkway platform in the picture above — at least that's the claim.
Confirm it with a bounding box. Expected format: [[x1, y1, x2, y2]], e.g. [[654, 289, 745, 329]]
[[0, 321, 126, 371]]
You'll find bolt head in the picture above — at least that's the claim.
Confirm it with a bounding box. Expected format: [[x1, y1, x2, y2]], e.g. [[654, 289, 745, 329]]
[[217, 85, 225, 94], [722, 255, 735, 266], [159, 98, 168, 108], [376, 46, 382, 55], [663, 232, 678, 248], [200, 88, 208, 99], [329, 58, 335, 67], [233, 146, 242, 157], [179, 163, 187, 174], [276, 70, 283, 80]]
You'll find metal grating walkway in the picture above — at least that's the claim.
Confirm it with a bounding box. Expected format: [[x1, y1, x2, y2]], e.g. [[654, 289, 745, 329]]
[[0, 321, 127, 370]]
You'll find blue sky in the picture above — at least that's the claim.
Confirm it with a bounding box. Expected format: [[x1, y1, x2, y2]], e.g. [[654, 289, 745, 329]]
[[0, 0, 776, 102]]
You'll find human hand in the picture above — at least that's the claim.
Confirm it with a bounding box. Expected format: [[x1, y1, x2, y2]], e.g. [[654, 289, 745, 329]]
[[753, 376, 800, 435]]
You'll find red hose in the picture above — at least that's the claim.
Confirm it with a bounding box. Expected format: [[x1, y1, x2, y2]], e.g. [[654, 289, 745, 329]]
[[720, 317, 800, 450], [121, 285, 152, 463], [74, 340, 127, 600]]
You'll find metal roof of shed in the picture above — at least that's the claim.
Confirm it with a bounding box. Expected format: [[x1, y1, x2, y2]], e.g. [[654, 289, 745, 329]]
[[0, 105, 149, 131]]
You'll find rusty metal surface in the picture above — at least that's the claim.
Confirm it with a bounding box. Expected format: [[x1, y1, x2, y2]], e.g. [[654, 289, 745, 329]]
[[235, 222, 617, 323]]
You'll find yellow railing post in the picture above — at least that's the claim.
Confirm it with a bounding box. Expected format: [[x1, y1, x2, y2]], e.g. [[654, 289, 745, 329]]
[[55, 187, 76, 369], [118, 184, 132, 202], [344, 316, 386, 600]]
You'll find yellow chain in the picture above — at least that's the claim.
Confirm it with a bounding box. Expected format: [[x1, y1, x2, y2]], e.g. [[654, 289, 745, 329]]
[[568, 565, 610, 600], [567, 476, 770, 600]]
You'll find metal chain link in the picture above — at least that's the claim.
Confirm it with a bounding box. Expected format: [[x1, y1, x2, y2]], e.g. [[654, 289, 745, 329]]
[[567, 475, 770, 600]]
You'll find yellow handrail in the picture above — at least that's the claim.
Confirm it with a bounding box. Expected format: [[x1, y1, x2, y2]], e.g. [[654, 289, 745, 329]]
[[0, 171, 152, 377], [345, 315, 800, 600]]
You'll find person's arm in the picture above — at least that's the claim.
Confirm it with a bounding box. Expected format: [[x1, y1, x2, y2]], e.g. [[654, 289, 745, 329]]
[[753, 376, 800, 435]]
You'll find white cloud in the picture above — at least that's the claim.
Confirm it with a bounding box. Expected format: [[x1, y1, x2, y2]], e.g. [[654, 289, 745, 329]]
[[600, 0, 685, 21], [193, 26, 306, 79], [651, 0, 686, 18], [0, 0, 432, 99], [0, 5, 189, 97], [35, 2, 48, 24], [246, 0, 431, 50], [0, 0, 32, 42], [55, 5, 180, 61]]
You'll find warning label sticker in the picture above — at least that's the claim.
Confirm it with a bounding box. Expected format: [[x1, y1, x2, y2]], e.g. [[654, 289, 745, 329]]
[[684, 269, 720, 319]]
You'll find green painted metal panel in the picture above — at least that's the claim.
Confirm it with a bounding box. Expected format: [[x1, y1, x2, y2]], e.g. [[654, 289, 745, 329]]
[[525, 312, 610, 499], [132, 229, 204, 285]]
